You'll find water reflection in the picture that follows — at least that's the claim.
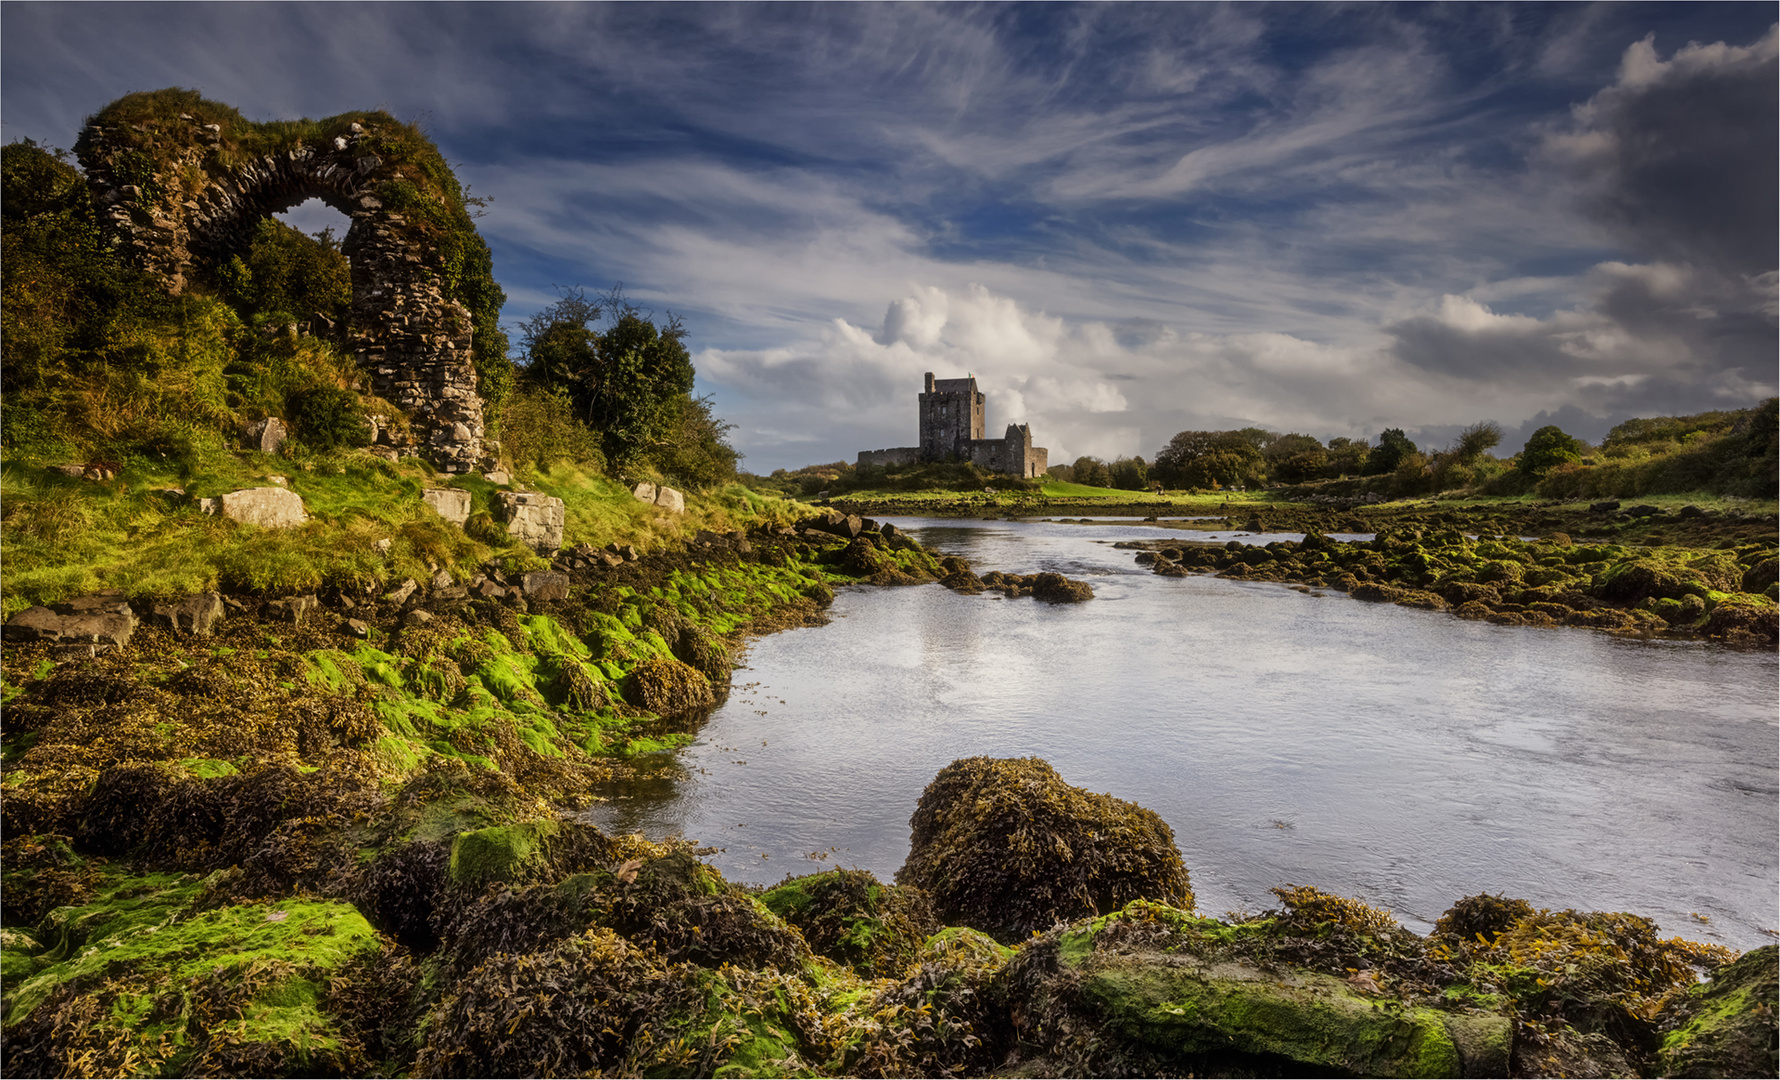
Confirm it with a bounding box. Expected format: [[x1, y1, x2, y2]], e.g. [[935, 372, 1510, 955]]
[[581, 518, 1779, 950]]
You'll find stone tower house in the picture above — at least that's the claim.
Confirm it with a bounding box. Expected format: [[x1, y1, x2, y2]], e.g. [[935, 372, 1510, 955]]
[[918, 373, 985, 460], [858, 372, 1048, 478]]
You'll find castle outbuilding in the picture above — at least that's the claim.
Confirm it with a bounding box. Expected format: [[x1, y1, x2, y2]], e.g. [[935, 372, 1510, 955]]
[[858, 373, 1049, 479]]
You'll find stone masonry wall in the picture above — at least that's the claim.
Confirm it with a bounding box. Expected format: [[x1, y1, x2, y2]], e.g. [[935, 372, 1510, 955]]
[[77, 105, 488, 473]]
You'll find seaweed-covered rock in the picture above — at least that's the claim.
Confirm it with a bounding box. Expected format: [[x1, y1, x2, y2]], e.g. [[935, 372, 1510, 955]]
[[1658, 944, 1779, 1078], [624, 655, 715, 717], [896, 757, 1192, 942], [413, 927, 706, 1078], [1701, 598, 1780, 645], [1031, 572, 1094, 603], [853, 926, 1016, 1076], [1434, 892, 1535, 947], [1597, 557, 1702, 603], [760, 869, 938, 978]]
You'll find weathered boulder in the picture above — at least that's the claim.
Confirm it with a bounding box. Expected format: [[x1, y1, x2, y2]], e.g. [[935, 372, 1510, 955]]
[[520, 571, 570, 602], [147, 592, 223, 636], [383, 578, 419, 605], [1658, 944, 1778, 1078], [496, 491, 565, 552], [631, 482, 686, 514], [896, 757, 1193, 942], [2, 602, 137, 650], [266, 594, 319, 623], [197, 486, 308, 528], [244, 416, 288, 453], [800, 510, 863, 539], [422, 487, 472, 526]]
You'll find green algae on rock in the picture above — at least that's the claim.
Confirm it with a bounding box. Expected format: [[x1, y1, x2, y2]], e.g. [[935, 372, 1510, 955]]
[[1657, 944, 1779, 1078]]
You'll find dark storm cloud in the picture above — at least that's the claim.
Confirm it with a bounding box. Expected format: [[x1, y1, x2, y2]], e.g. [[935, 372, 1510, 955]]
[[1551, 28, 1778, 275]]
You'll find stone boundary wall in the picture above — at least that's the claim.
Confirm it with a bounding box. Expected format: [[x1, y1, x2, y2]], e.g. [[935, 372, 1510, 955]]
[[77, 100, 489, 473], [857, 447, 921, 468]]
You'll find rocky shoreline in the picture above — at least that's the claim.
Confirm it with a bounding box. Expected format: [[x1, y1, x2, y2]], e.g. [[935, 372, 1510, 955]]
[[1114, 526, 1777, 645], [0, 510, 1771, 1078]]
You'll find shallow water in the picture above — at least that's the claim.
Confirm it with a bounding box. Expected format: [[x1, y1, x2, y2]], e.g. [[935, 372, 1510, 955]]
[[585, 518, 1780, 949]]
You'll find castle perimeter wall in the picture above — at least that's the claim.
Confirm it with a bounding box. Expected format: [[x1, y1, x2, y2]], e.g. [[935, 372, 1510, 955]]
[[858, 447, 921, 468]]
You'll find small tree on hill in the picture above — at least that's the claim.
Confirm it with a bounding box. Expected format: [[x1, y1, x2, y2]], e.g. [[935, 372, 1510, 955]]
[[1365, 428, 1415, 475], [1519, 425, 1583, 477]]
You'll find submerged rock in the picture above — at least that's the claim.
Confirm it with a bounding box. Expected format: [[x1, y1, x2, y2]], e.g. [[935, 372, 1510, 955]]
[[896, 757, 1192, 942]]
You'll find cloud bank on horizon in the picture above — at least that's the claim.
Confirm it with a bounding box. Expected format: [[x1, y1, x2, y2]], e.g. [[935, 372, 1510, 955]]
[[3, 3, 1773, 470]]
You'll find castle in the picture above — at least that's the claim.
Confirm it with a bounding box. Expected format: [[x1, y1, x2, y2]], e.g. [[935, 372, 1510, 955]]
[[857, 373, 1049, 479]]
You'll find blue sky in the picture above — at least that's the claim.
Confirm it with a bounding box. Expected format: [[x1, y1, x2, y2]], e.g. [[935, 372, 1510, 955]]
[[3, 3, 1774, 471]]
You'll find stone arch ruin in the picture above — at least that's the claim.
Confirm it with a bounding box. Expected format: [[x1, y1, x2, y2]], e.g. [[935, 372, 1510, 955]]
[[76, 92, 491, 472]]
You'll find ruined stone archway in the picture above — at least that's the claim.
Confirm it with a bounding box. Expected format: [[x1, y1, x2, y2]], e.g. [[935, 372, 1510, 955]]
[[75, 91, 493, 473]]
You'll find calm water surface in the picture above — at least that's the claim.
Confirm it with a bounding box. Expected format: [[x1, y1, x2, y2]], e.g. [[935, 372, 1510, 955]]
[[587, 518, 1780, 949]]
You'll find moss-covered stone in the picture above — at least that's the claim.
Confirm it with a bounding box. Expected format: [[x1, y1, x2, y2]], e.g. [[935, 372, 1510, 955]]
[[446, 819, 561, 888], [0, 868, 379, 1077], [1658, 944, 1779, 1078]]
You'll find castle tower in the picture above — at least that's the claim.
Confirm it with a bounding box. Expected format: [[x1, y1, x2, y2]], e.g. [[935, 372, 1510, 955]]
[[918, 372, 984, 461]]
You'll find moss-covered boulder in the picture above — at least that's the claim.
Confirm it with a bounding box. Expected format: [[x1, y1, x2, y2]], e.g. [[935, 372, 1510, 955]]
[[625, 655, 716, 717], [1000, 901, 1511, 1078], [448, 819, 563, 888], [760, 868, 938, 978], [1658, 944, 1778, 1078], [0, 869, 381, 1077], [896, 757, 1193, 942]]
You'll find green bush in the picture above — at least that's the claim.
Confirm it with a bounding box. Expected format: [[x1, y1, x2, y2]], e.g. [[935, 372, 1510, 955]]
[[287, 386, 370, 452]]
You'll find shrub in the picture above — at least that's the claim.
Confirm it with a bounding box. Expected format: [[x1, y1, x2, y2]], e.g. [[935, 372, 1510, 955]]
[[286, 385, 370, 452]]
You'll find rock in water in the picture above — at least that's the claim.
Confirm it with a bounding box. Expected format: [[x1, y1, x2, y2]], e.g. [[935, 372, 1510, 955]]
[[895, 757, 1192, 941]]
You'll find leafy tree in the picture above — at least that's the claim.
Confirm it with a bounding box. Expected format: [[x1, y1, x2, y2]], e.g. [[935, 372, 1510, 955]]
[[1326, 437, 1369, 476], [1364, 428, 1416, 475], [214, 218, 351, 328], [1451, 421, 1503, 463], [651, 394, 741, 490], [1109, 455, 1149, 490], [518, 287, 698, 473], [1071, 456, 1111, 487], [1519, 425, 1583, 477], [1153, 430, 1264, 488], [1273, 450, 1329, 483]]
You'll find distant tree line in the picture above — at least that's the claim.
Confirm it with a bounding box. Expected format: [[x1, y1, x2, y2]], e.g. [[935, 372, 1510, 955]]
[[1047, 405, 1775, 500]]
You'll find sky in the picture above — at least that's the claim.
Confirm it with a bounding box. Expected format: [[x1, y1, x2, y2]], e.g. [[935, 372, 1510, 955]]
[[3, 3, 1775, 471]]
